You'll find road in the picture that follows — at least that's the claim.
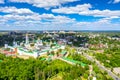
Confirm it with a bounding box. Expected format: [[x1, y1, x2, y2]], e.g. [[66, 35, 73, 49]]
[[82, 53, 120, 80]]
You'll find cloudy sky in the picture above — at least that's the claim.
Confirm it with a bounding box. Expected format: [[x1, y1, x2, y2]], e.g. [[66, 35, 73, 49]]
[[0, 0, 120, 30]]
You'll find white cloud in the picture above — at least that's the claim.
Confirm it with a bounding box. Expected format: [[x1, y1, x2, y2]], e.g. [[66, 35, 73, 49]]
[[52, 4, 120, 18], [79, 9, 120, 17], [113, 0, 120, 3], [0, 7, 73, 21], [0, 14, 41, 21], [0, 7, 41, 20], [40, 14, 75, 23], [9, 0, 78, 8], [0, 6, 120, 30], [0, 7, 34, 15], [0, 6, 76, 30], [1, 16, 120, 30], [72, 19, 120, 30], [52, 4, 91, 14], [0, 13, 75, 23], [0, 0, 4, 3]]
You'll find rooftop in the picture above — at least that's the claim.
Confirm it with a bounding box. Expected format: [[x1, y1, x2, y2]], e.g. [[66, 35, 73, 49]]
[[62, 57, 86, 66]]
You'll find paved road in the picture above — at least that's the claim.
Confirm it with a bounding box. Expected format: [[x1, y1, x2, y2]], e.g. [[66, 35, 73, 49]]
[[82, 53, 120, 80]]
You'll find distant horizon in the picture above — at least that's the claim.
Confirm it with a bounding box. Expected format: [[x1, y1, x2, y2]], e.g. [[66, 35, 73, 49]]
[[0, 30, 120, 32]]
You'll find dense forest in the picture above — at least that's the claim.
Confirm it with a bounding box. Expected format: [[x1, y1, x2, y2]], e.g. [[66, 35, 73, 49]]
[[0, 53, 87, 80], [95, 48, 120, 68], [0, 53, 113, 80]]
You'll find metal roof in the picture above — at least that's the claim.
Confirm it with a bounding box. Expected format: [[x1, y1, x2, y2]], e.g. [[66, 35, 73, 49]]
[[62, 57, 86, 66]]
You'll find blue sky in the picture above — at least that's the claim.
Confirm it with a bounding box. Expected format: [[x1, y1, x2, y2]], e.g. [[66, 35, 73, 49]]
[[0, 0, 120, 30]]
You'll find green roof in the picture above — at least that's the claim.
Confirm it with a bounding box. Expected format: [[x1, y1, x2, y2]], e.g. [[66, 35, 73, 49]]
[[53, 42, 57, 44], [18, 48, 34, 54], [62, 57, 86, 66], [40, 58, 46, 61], [49, 54, 54, 56], [34, 50, 39, 52], [17, 44, 62, 55], [19, 48, 24, 51]]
